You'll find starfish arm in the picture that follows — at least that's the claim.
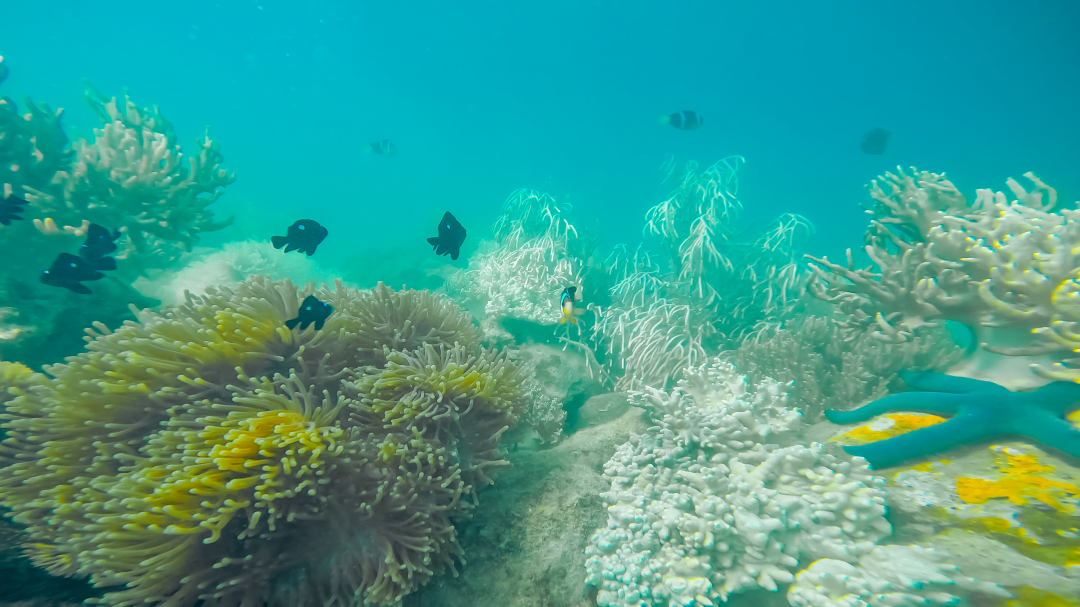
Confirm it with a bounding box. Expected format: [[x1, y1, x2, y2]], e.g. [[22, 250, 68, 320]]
[[842, 414, 996, 469], [825, 393, 968, 424], [898, 370, 1009, 395], [1008, 412, 1080, 459], [1030, 381, 1080, 414]]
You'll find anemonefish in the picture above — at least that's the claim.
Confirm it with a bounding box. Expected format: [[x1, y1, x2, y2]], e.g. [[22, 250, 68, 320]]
[[660, 110, 704, 130], [559, 286, 585, 325]]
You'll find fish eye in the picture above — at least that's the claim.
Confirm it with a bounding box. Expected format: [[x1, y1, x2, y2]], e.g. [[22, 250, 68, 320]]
[[305, 306, 311, 310], [446, 224, 450, 229], [298, 224, 305, 230], [69, 262, 76, 268]]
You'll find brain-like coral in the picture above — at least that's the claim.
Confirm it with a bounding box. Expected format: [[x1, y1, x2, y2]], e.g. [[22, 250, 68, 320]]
[[0, 277, 524, 606]]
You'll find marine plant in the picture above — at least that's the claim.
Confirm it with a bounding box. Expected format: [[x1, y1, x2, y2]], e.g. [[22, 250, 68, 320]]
[[0, 276, 525, 606], [588, 156, 814, 390]]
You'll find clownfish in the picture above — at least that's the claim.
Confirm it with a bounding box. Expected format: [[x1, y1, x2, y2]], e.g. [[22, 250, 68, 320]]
[[559, 286, 585, 325]]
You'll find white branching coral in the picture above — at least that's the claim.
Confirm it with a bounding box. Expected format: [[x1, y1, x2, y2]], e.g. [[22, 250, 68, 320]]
[[22, 85, 233, 272], [787, 544, 1012, 606], [584, 361, 891, 606], [806, 168, 1080, 385]]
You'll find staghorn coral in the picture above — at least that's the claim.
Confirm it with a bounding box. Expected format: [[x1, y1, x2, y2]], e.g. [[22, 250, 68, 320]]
[[0, 276, 525, 606], [806, 168, 1080, 387], [21, 85, 234, 274], [584, 360, 891, 606]]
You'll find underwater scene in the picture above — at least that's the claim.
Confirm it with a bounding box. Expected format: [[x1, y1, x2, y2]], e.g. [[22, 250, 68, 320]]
[[2, 1, 1080, 606]]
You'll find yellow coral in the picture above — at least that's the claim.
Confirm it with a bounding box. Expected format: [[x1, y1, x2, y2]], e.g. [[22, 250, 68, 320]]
[[842, 412, 946, 442], [956, 450, 1078, 511]]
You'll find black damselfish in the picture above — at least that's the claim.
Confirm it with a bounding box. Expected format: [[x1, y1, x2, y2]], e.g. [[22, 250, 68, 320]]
[[427, 211, 466, 261], [0, 195, 28, 226], [661, 110, 703, 130], [286, 295, 333, 331], [272, 219, 328, 256], [365, 139, 397, 157], [40, 252, 105, 294], [860, 128, 890, 155], [79, 223, 121, 271]]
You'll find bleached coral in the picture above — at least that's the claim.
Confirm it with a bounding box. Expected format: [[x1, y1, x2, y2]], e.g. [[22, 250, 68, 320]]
[[584, 361, 891, 606], [787, 544, 1012, 606], [134, 240, 334, 307], [447, 189, 592, 338], [806, 168, 1080, 385]]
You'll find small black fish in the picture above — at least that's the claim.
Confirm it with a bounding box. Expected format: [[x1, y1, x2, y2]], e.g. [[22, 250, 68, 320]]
[[79, 223, 121, 271], [860, 128, 891, 155], [427, 211, 466, 261], [40, 252, 105, 294], [365, 139, 397, 157], [0, 195, 28, 226], [272, 219, 328, 256], [661, 110, 704, 130], [285, 295, 333, 331]]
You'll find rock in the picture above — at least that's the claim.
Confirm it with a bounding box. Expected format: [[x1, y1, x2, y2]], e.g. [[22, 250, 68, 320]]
[[404, 406, 647, 607]]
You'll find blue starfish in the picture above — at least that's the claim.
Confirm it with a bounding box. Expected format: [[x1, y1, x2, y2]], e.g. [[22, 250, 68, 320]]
[[825, 371, 1080, 469]]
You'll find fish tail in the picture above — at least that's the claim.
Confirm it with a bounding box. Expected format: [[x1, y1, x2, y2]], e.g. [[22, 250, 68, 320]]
[[271, 235, 288, 249], [659, 115, 670, 124], [284, 318, 300, 330], [427, 237, 440, 247], [95, 257, 117, 272]]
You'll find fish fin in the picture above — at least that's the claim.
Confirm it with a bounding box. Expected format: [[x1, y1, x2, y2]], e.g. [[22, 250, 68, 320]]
[[427, 236, 440, 247], [285, 317, 300, 330], [560, 317, 567, 324], [305, 246, 317, 256], [450, 247, 459, 261], [71, 283, 92, 295], [95, 257, 117, 271], [284, 242, 300, 253], [314, 319, 325, 330], [271, 235, 288, 249], [658, 115, 670, 124]]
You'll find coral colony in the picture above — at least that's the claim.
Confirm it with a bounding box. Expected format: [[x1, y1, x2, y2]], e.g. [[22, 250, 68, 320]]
[[3, 53, 1080, 606]]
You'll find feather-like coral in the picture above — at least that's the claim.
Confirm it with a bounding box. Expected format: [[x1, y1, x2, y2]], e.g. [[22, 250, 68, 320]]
[[0, 276, 523, 606]]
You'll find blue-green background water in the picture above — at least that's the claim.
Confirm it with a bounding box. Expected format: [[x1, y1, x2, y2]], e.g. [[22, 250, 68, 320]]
[[4, 0, 1078, 273]]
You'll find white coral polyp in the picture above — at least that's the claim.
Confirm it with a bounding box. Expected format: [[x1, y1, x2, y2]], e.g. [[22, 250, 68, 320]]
[[585, 361, 891, 606]]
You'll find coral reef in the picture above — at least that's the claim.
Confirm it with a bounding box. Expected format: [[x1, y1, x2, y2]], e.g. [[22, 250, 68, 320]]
[[589, 157, 814, 391], [727, 314, 963, 421], [786, 544, 1012, 606], [133, 240, 334, 307], [22, 85, 233, 274], [806, 168, 1080, 387], [584, 361, 891, 605], [447, 189, 593, 339], [0, 277, 525, 606], [826, 371, 1080, 469], [0, 62, 235, 368]]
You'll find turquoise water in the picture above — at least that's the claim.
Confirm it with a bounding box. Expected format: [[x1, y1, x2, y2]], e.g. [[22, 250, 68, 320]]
[[2, 1, 1079, 606]]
